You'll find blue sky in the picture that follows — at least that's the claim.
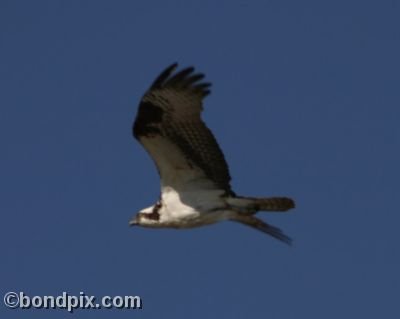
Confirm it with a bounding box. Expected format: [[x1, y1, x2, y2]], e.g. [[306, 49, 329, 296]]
[[1, 0, 399, 318]]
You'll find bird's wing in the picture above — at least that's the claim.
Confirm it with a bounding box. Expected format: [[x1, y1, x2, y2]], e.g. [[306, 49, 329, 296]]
[[133, 63, 233, 194]]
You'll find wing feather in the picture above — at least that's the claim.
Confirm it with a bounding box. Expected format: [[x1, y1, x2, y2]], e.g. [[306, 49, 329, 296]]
[[133, 63, 233, 194]]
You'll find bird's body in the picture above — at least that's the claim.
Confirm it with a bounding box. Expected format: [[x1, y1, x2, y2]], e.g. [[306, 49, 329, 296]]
[[130, 63, 295, 244], [139, 187, 231, 228]]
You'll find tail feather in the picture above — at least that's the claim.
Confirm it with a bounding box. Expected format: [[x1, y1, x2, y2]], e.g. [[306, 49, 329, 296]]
[[251, 197, 295, 211], [230, 215, 292, 245], [227, 196, 295, 212]]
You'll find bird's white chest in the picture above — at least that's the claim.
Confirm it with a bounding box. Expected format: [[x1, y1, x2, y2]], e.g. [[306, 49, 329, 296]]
[[158, 187, 230, 227]]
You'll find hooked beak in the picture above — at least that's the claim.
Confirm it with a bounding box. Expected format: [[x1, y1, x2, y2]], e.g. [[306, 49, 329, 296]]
[[129, 216, 138, 226]]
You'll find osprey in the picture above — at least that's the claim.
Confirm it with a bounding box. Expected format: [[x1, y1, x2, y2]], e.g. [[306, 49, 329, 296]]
[[130, 63, 295, 244]]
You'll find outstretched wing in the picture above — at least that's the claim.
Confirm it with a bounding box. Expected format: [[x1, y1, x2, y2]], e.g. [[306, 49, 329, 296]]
[[133, 63, 233, 194]]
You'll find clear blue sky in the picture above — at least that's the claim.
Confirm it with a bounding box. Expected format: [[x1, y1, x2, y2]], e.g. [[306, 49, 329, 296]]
[[1, 1, 399, 318]]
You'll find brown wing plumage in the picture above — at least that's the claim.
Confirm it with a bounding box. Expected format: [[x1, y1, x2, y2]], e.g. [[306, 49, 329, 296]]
[[133, 63, 234, 195]]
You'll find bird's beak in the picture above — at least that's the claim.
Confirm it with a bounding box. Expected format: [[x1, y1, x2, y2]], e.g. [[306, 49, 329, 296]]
[[129, 217, 138, 226]]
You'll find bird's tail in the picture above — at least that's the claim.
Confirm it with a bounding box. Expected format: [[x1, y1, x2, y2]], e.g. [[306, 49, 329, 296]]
[[226, 196, 295, 213], [230, 214, 292, 245], [225, 196, 294, 244]]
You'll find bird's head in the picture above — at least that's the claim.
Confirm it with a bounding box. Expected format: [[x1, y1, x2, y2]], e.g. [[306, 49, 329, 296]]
[[129, 204, 162, 227]]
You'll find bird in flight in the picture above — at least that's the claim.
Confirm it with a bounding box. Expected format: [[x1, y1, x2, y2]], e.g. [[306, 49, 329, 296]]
[[130, 63, 295, 244]]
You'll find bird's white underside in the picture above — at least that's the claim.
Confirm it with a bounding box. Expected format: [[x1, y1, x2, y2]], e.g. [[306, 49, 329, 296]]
[[132, 186, 238, 228]]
